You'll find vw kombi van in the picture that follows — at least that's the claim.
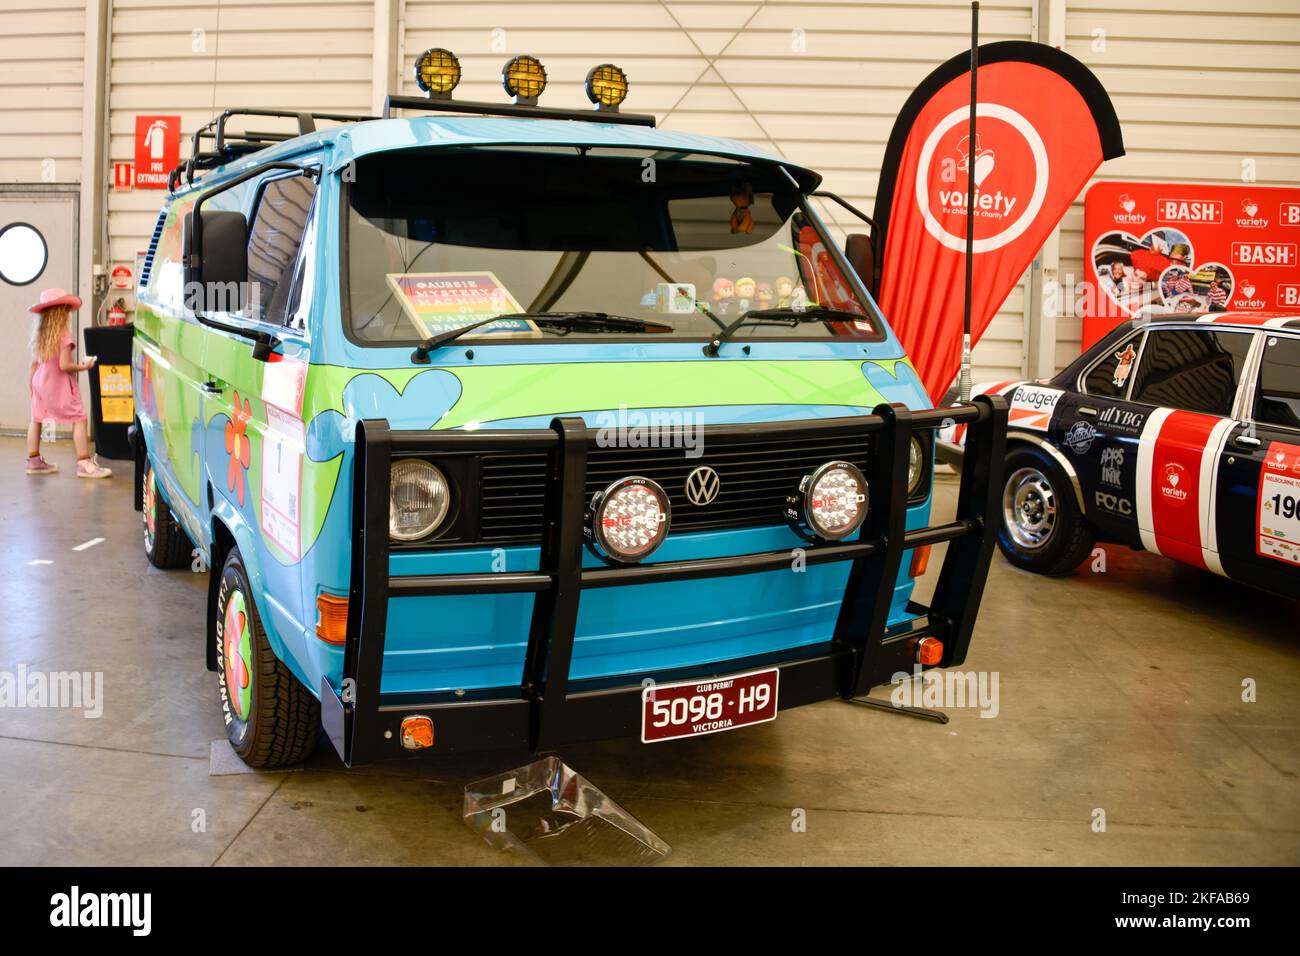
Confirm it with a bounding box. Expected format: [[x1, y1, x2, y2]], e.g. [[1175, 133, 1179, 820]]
[[131, 53, 1007, 767]]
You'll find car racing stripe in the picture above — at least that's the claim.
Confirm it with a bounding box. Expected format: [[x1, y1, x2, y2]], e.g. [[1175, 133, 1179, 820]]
[[1136, 407, 1175, 556], [1137, 410, 1229, 569], [1198, 418, 1236, 577]]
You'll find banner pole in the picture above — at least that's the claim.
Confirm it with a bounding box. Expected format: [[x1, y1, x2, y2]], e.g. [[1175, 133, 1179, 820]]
[[960, 1, 979, 402]]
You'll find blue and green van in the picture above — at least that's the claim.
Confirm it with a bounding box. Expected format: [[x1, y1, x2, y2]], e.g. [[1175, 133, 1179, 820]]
[[131, 53, 1007, 767]]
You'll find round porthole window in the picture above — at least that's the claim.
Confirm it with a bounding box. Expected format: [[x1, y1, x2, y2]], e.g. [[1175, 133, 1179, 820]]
[[0, 222, 49, 286]]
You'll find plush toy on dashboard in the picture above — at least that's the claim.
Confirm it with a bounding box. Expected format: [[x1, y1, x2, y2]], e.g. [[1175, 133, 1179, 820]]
[[729, 183, 755, 234], [774, 275, 795, 307], [735, 277, 756, 312], [712, 277, 735, 316]]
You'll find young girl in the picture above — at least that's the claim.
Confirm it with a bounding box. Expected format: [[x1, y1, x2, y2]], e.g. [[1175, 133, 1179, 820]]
[[27, 288, 111, 478]]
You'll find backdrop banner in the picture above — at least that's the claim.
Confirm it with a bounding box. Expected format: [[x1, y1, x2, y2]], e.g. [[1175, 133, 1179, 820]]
[[872, 41, 1124, 401], [1082, 181, 1300, 349]]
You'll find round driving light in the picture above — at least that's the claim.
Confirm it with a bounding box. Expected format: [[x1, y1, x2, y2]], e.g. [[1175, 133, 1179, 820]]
[[908, 436, 925, 497], [389, 459, 451, 541], [502, 54, 547, 103], [585, 63, 628, 110], [414, 48, 461, 97], [786, 460, 868, 541], [587, 476, 671, 563]]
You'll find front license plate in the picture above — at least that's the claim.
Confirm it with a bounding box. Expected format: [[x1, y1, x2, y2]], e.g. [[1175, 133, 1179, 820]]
[[640, 668, 779, 743]]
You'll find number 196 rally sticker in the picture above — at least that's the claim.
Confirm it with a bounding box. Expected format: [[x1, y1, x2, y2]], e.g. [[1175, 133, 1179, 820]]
[[1258, 441, 1300, 566]]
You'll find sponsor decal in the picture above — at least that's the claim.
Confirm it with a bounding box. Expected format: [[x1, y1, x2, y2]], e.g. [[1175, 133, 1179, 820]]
[[1094, 490, 1133, 517], [1235, 198, 1269, 229], [1113, 192, 1146, 225], [1231, 242, 1297, 267], [1097, 404, 1145, 435], [1007, 383, 1062, 432], [1277, 283, 1300, 309], [1160, 461, 1189, 505], [1257, 441, 1300, 566], [1281, 202, 1300, 227], [1100, 446, 1125, 487], [1064, 420, 1099, 455], [1157, 198, 1222, 224]]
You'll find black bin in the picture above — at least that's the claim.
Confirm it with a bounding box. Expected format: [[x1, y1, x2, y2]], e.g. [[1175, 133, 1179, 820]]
[[83, 323, 135, 460]]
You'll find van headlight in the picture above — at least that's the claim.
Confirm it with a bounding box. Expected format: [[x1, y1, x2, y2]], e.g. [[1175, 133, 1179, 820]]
[[389, 459, 450, 541], [908, 436, 925, 497], [587, 476, 671, 563], [786, 460, 868, 541]]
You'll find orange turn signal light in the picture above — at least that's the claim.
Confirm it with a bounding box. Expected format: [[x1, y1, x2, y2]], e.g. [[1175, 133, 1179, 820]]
[[915, 637, 943, 666], [315, 593, 349, 645], [909, 544, 932, 577], [400, 715, 434, 751]]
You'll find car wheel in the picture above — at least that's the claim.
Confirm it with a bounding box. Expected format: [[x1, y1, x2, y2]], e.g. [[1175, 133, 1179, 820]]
[[996, 446, 1094, 576], [215, 547, 320, 768], [142, 460, 192, 569]]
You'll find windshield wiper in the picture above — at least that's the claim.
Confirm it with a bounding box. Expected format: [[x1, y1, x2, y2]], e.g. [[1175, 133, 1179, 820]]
[[702, 306, 868, 356], [411, 311, 674, 363]]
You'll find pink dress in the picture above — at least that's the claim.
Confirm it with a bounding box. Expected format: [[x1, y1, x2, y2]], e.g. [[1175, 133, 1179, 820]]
[[30, 330, 87, 423]]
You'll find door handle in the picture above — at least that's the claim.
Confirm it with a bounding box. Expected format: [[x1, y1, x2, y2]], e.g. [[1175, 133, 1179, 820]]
[[1078, 406, 1098, 417], [201, 380, 224, 394], [1233, 433, 1261, 448]]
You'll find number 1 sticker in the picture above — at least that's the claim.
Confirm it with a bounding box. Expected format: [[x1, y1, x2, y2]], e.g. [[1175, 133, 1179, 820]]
[[1257, 441, 1300, 566]]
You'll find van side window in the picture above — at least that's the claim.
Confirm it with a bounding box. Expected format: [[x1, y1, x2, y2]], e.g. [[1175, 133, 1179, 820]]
[[247, 174, 316, 325], [1255, 336, 1300, 430], [1127, 328, 1252, 417]]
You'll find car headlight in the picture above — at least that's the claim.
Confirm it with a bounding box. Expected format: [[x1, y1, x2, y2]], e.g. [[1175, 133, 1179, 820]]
[[389, 459, 451, 541], [786, 460, 868, 541], [587, 476, 671, 563], [908, 436, 926, 497]]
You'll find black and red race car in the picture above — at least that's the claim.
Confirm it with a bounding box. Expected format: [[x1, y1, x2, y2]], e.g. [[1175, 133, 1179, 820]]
[[942, 313, 1300, 600]]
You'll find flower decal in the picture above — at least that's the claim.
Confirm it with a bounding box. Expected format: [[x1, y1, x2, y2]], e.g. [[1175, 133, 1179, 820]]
[[224, 392, 252, 505], [222, 590, 252, 722]]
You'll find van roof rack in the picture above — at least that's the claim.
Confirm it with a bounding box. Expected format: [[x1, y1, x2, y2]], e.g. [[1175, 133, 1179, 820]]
[[382, 93, 657, 128], [170, 108, 376, 191]]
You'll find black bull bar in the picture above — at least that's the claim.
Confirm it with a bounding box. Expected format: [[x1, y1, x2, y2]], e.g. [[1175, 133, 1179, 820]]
[[321, 395, 1008, 766]]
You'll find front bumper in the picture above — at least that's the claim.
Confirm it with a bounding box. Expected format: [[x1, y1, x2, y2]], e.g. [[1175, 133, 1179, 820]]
[[322, 396, 1008, 765]]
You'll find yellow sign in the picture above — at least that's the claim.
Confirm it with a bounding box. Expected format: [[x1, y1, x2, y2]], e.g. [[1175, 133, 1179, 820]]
[[99, 364, 134, 424]]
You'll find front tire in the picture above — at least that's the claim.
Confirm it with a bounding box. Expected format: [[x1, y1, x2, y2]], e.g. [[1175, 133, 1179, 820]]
[[215, 547, 320, 767], [142, 460, 192, 569], [996, 446, 1094, 575]]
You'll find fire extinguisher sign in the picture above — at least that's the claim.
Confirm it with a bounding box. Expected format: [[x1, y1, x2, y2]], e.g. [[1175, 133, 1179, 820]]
[[133, 115, 180, 189]]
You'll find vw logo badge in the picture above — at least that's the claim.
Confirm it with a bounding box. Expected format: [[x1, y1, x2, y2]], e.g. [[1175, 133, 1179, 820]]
[[684, 466, 721, 506]]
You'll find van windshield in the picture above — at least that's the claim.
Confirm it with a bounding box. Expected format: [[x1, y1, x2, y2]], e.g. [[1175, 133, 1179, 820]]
[[344, 145, 883, 346]]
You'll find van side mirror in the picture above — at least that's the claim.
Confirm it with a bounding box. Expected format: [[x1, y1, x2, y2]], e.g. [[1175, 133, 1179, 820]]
[[844, 232, 876, 296], [183, 210, 248, 314]]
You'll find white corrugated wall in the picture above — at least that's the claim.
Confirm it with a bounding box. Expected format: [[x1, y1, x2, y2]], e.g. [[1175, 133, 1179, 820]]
[[401, 0, 1037, 382], [0, 1, 85, 184], [1058, 0, 1300, 366], [106, 0, 374, 264], [2, 0, 1297, 379]]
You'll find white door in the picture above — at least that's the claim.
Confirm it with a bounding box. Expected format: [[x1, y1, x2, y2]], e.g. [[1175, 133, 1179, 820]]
[[0, 193, 78, 431]]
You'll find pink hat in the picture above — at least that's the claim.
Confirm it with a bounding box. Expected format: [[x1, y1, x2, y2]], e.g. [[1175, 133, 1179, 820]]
[[30, 287, 82, 313]]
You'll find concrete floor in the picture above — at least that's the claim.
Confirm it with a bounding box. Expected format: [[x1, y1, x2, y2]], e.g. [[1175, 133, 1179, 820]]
[[1, 435, 1297, 866]]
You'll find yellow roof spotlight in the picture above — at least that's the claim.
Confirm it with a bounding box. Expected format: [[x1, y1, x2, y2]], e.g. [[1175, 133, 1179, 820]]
[[585, 63, 628, 111], [502, 54, 547, 104], [414, 48, 461, 98]]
